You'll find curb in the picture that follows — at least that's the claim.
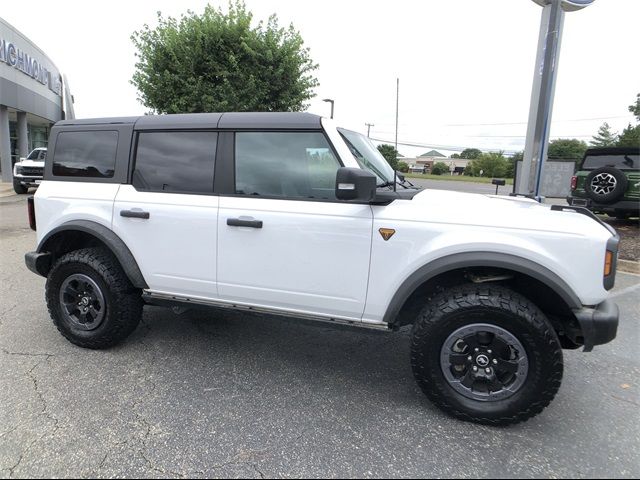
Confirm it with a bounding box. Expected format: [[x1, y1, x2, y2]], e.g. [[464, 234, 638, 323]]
[[618, 259, 640, 275]]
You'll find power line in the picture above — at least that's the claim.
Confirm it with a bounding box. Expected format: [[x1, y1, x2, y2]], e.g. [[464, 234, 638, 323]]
[[373, 130, 594, 138], [464, 134, 593, 138], [370, 134, 594, 155], [370, 137, 517, 154], [444, 115, 631, 127]]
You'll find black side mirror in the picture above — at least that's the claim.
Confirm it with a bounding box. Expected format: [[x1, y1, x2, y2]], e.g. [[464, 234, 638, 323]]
[[335, 167, 377, 201]]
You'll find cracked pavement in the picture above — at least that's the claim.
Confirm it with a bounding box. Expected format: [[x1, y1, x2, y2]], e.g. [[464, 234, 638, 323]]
[[1, 195, 639, 478]]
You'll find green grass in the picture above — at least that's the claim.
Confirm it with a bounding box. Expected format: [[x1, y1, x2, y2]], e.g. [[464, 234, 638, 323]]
[[403, 173, 514, 185]]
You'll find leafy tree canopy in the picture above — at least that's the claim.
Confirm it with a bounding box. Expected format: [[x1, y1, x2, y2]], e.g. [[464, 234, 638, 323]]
[[131, 1, 319, 113], [431, 162, 450, 175], [377, 144, 399, 170], [477, 152, 508, 177], [463, 152, 509, 178], [459, 148, 483, 160], [547, 138, 588, 160]]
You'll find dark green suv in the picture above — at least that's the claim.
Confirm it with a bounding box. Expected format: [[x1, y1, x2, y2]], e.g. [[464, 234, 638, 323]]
[[567, 147, 640, 219]]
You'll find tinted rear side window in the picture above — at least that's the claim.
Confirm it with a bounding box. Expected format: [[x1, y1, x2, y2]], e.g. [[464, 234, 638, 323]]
[[133, 131, 217, 194], [582, 154, 639, 170], [53, 131, 118, 178]]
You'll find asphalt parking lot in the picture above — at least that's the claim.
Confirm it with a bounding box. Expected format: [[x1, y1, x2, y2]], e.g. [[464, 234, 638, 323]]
[[1, 191, 639, 478]]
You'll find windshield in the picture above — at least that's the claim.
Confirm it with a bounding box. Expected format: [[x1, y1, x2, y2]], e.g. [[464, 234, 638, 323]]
[[338, 128, 395, 186], [26, 149, 46, 161]]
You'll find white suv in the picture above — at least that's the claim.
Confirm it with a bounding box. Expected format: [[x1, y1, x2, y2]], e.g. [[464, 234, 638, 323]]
[[12, 147, 47, 193], [25, 112, 619, 425]]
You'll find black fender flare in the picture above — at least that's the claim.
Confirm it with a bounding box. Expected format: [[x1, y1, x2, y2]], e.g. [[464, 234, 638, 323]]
[[36, 220, 148, 289], [383, 252, 582, 325]]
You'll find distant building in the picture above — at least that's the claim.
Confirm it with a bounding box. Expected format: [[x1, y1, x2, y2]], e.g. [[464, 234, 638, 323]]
[[0, 16, 74, 182]]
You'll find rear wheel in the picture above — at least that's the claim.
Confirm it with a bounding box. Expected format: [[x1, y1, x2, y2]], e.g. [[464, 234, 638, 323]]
[[46, 248, 143, 349], [410, 284, 563, 425]]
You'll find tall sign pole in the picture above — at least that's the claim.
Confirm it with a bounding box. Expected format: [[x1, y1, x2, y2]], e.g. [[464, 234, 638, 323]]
[[517, 0, 595, 198]]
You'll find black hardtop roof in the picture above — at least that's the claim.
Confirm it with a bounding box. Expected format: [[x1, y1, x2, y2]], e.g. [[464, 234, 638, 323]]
[[55, 112, 323, 130], [584, 146, 640, 157]]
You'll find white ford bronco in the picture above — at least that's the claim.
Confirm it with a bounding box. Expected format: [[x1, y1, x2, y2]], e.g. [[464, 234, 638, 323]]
[[25, 112, 619, 425]]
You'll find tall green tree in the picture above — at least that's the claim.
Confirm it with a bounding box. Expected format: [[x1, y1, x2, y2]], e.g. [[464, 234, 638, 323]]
[[616, 124, 640, 147], [547, 139, 588, 160], [616, 93, 640, 147], [590, 122, 618, 147], [131, 1, 319, 113], [628, 92, 640, 121], [460, 148, 482, 159], [377, 144, 399, 170]]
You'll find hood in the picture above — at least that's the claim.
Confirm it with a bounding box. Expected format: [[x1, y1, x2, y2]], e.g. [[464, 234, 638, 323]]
[[15, 159, 45, 168], [381, 188, 611, 238]]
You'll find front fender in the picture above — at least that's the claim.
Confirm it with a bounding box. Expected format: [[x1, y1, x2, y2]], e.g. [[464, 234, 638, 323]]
[[381, 251, 582, 325]]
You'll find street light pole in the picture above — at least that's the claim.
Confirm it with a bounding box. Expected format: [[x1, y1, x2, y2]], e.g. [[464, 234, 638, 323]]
[[322, 98, 334, 119], [365, 123, 374, 138], [395, 78, 399, 153], [517, 0, 595, 199]]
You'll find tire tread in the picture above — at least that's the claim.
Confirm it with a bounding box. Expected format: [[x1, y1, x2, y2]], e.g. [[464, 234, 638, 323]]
[[410, 284, 563, 426]]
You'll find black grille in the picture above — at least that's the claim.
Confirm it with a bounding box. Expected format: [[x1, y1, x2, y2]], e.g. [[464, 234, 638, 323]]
[[18, 166, 43, 176]]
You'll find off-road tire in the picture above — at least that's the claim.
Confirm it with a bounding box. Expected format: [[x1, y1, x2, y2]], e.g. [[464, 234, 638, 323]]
[[585, 166, 628, 204], [45, 247, 143, 349], [13, 179, 28, 194], [410, 283, 563, 426]]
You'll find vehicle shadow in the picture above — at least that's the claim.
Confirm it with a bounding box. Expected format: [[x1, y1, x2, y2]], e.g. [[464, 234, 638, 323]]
[[124, 304, 434, 413]]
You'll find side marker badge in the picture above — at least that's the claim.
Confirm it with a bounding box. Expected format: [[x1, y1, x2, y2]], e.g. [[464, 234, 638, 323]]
[[379, 228, 396, 241]]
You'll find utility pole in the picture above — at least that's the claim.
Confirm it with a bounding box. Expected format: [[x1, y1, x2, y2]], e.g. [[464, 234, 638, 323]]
[[517, 0, 595, 198], [365, 123, 374, 138], [395, 78, 399, 153]]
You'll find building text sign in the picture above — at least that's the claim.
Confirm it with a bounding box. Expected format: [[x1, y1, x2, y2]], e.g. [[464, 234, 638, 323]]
[[0, 38, 62, 96]]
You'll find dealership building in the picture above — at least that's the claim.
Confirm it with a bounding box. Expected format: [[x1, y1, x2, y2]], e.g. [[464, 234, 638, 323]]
[[0, 16, 74, 182]]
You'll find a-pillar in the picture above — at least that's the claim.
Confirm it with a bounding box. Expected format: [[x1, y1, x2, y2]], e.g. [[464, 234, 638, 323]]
[[0, 106, 12, 183]]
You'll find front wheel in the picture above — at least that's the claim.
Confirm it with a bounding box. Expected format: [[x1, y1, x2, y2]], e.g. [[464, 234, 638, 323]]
[[410, 284, 563, 425], [13, 179, 28, 194]]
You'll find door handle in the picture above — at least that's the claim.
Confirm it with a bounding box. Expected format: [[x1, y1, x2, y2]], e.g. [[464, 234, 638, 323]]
[[227, 218, 263, 228], [120, 209, 150, 219]]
